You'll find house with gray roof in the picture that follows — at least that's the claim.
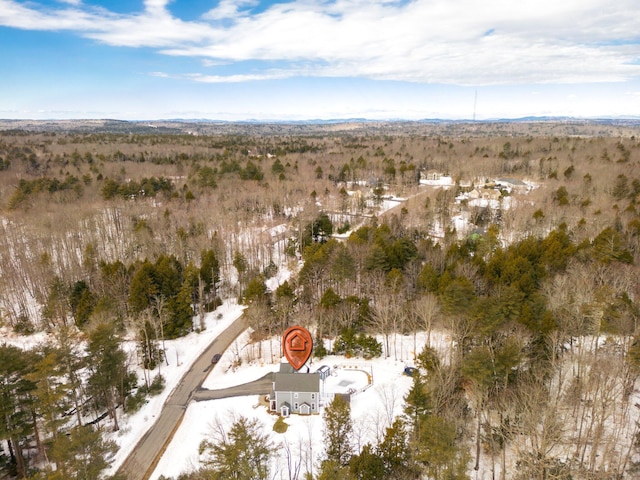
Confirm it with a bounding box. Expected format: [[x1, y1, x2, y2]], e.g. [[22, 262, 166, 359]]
[[270, 363, 321, 416]]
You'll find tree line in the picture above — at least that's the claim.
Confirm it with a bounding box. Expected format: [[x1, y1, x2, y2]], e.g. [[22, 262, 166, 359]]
[[1, 248, 222, 477], [165, 211, 640, 479], [2, 126, 640, 479], [5, 208, 639, 478]]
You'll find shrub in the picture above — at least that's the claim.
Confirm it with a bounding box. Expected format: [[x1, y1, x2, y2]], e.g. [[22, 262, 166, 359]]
[[314, 337, 328, 359], [333, 328, 382, 358], [148, 374, 165, 396], [125, 389, 147, 413], [273, 416, 289, 434]]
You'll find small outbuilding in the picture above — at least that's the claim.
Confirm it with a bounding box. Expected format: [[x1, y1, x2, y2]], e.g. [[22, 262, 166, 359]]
[[316, 365, 331, 381]]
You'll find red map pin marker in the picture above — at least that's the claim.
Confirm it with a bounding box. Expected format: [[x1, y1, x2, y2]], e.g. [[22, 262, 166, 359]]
[[282, 325, 313, 371]]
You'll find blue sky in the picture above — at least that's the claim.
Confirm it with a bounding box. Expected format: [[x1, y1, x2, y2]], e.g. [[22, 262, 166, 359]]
[[1, 0, 640, 121]]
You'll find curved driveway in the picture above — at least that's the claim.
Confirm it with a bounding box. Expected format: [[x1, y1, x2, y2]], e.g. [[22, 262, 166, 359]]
[[117, 314, 249, 480]]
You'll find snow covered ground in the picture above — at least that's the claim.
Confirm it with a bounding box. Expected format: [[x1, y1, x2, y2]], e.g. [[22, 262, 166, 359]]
[[54, 266, 447, 480], [6, 298, 639, 480], [101, 301, 246, 477], [114, 310, 640, 480], [71, 286, 446, 479], [146, 328, 450, 480], [11, 183, 627, 480]]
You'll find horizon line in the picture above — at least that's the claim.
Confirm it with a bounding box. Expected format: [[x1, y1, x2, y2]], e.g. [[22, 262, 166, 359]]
[[2, 115, 640, 124]]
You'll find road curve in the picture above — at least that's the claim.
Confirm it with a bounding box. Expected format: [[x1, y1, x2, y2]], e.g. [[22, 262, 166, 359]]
[[116, 314, 248, 480]]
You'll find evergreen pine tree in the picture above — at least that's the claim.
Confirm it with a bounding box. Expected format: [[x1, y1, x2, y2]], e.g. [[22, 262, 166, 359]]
[[323, 395, 354, 466], [128, 260, 158, 314], [349, 444, 384, 480], [49, 425, 117, 480], [378, 418, 416, 479], [0, 345, 36, 478], [415, 415, 469, 480], [317, 460, 354, 480], [25, 347, 69, 460], [86, 322, 130, 431], [200, 248, 220, 292], [200, 416, 274, 480], [404, 373, 431, 436]]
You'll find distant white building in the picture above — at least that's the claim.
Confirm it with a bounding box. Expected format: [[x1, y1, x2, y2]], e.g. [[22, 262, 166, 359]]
[[495, 178, 529, 192], [420, 171, 454, 186], [468, 188, 501, 201]]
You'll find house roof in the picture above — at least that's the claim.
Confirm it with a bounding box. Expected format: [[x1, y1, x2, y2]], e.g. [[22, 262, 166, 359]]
[[279, 362, 312, 373], [496, 177, 527, 186], [274, 372, 320, 392], [279, 363, 295, 373]]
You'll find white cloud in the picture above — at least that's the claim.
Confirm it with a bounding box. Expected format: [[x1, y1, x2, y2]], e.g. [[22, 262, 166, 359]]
[[201, 59, 231, 67], [0, 0, 105, 30], [202, 0, 258, 21], [155, 71, 294, 82], [188, 72, 292, 83], [1, 0, 639, 85]]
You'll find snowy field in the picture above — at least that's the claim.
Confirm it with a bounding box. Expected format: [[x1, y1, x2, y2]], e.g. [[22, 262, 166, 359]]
[[62, 286, 449, 479], [148, 331, 441, 480]]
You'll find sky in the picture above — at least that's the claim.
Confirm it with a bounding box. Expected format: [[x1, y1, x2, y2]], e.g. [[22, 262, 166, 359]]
[[1, 0, 640, 121]]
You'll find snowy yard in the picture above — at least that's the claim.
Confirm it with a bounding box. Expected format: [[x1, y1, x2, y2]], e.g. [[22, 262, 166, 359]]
[[146, 327, 448, 480], [41, 287, 443, 479]]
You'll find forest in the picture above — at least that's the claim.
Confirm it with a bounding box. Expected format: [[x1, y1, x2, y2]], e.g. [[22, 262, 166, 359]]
[[1, 120, 640, 479]]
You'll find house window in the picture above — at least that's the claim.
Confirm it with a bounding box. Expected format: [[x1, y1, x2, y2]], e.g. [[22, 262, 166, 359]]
[[311, 394, 315, 400], [294, 402, 299, 410], [312, 403, 315, 410], [294, 392, 299, 398]]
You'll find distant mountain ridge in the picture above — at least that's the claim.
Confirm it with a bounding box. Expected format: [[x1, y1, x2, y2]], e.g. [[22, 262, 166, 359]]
[[1, 116, 640, 135]]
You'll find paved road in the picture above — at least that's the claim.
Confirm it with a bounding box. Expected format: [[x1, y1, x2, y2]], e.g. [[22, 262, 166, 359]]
[[116, 314, 249, 480], [192, 372, 274, 401]]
